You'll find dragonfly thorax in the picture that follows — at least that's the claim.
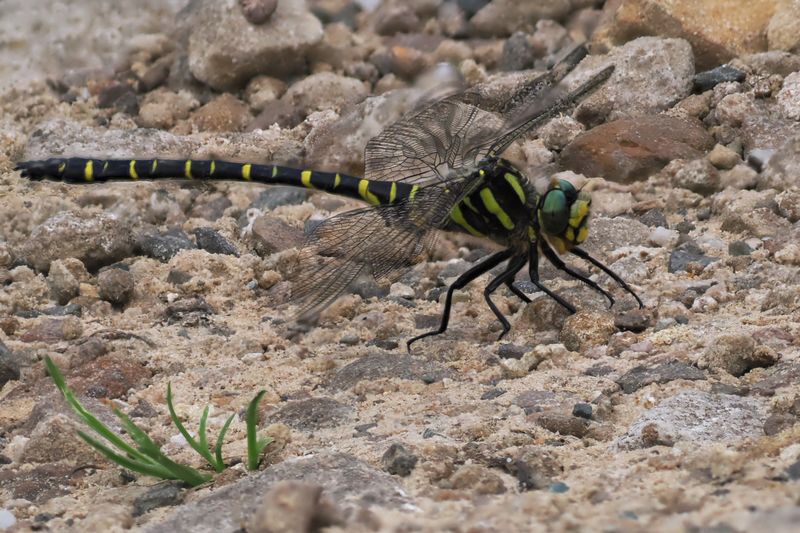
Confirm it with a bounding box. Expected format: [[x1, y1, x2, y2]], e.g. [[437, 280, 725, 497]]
[[446, 158, 536, 244]]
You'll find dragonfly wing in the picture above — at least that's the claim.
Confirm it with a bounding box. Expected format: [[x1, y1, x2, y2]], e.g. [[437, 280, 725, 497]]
[[364, 95, 505, 185], [288, 182, 471, 319]]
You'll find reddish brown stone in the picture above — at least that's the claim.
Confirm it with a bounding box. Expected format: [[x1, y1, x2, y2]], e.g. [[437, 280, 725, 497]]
[[20, 317, 83, 343], [560, 116, 714, 183], [66, 355, 154, 399]]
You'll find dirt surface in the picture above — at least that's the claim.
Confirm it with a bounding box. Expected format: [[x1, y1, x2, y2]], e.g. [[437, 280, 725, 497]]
[[1, 1, 799, 532]]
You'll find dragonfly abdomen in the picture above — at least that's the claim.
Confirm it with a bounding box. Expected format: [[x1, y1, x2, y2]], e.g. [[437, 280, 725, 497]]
[[16, 157, 416, 206]]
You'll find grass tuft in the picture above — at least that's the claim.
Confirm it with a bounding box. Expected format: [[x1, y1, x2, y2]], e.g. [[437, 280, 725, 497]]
[[45, 356, 273, 486]]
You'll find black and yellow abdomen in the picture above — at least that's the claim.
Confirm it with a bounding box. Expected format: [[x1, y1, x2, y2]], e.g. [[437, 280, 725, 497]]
[[16, 157, 419, 207]]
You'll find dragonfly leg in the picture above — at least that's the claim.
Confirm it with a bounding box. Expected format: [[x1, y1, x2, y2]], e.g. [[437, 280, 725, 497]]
[[407, 248, 515, 351], [528, 245, 577, 314], [505, 280, 532, 303], [539, 240, 615, 308], [570, 247, 644, 308], [484, 254, 529, 340]]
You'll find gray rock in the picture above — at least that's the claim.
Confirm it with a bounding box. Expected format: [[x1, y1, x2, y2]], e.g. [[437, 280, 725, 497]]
[[702, 333, 779, 377], [133, 482, 184, 517], [668, 242, 717, 273], [381, 443, 418, 477], [763, 413, 796, 436], [572, 403, 593, 419], [614, 309, 651, 333], [534, 413, 591, 438], [776, 72, 800, 121], [567, 37, 695, 121], [761, 135, 800, 191], [638, 209, 668, 228], [187, 0, 323, 90], [145, 453, 412, 533], [248, 216, 304, 256], [19, 212, 134, 272], [240, 0, 278, 25], [271, 398, 353, 431], [47, 259, 81, 305], [0, 340, 21, 388], [248, 187, 309, 211], [616, 361, 706, 394], [370, 2, 421, 35], [246, 481, 343, 533], [194, 227, 239, 256], [458, 0, 490, 17], [282, 72, 369, 118], [692, 65, 746, 92], [578, 216, 651, 257], [728, 240, 753, 256], [138, 228, 196, 262], [776, 188, 800, 222], [497, 343, 529, 360], [328, 353, 453, 390], [669, 158, 721, 195], [501, 32, 535, 71], [741, 507, 800, 533], [750, 361, 800, 396], [615, 391, 768, 450], [98, 268, 135, 306], [560, 310, 616, 352], [514, 390, 578, 415], [189, 195, 232, 221], [469, 0, 572, 37]]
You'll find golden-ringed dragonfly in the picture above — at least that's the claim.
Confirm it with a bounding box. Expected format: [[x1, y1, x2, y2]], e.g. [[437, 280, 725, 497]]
[[16, 44, 643, 350]]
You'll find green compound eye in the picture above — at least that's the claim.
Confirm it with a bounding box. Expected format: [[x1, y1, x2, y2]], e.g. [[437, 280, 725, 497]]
[[558, 179, 577, 198], [541, 188, 569, 235]]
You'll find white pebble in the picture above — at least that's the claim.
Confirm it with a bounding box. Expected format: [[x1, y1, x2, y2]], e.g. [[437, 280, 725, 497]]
[[0, 510, 16, 531], [648, 227, 679, 247]]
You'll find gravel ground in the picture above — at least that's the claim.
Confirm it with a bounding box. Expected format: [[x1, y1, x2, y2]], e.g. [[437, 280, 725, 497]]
[[1, 1, 799, 532]]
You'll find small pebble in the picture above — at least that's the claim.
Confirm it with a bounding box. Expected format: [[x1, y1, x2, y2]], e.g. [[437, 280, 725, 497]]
[[133, 482, 184, 517], [98, 268, 135, 306], [693, 65, 746, 92], [194, 227, 238, 256], [240, 0, 278, 25], [572, 403, 593, 420], [381, 443, 418, 477]]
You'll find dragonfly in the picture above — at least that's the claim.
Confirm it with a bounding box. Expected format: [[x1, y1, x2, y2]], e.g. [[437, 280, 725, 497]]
[[16, 44, 643, 350]]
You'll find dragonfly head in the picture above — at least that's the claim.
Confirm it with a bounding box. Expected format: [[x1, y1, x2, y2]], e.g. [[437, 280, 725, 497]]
[[537, 178, 591, 253]]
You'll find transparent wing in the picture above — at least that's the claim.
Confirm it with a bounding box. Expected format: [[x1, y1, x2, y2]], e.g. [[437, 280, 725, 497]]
[[363, 93, 505, 185], [363, 44, 595, 185], [288, 180, 474, 318]]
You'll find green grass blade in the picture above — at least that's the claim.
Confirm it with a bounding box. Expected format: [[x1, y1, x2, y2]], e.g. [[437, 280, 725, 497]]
[[246, 390, 268, 471], [45, 356, 152, 464], [77, 431, 175, 480], [256, 436, 274, 454], [166, 383, 217, 469], [198, 406, 223, 472], [214, 414, 235, 471]]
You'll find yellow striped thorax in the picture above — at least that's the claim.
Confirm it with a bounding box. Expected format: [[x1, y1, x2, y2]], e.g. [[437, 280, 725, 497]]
[[537, 178, 591, 253]]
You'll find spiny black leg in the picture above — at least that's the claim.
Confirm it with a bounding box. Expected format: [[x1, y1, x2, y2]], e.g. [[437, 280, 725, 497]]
[[505, 281, 532, 303], [407, 248, 515, 351], [529, 244, 577, 314], [484, 254, 529, 339], [539, 240, 615, 308], [571, 247, 644, 308]]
